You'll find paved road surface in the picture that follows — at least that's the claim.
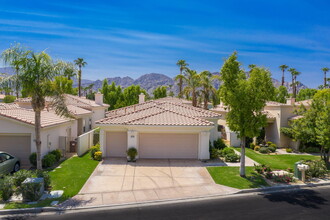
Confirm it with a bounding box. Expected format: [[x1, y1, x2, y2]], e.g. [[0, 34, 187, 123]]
[[3, 186, 330, 220]]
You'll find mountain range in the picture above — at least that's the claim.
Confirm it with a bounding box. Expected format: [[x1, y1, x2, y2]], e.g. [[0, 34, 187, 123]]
[[0, 67, 308, 94]]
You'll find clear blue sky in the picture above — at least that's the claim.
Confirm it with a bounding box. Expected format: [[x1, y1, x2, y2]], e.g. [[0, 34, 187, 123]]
[[0, 0, 329, 88]]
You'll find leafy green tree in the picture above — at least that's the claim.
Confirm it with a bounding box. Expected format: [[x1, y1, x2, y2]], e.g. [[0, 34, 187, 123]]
[[121, 85, 147, 107], [153, 86, 167, 99], [14, 50, 71, 169], [3, 95, 16, 103], [199, 71, 216, 109], [1, 43, 30, 98], [176, 60, 188, 98], [219, 52, 275, 177], [183, 68, 200, 107], [321, 67, 329, 88], [247, 64, 256, 78], [74, 58, 87, 97], [273, 86, 289, 103], [279, 65, 289, 86], [296, 88, 318, 101], [52, 76, 76, 95]]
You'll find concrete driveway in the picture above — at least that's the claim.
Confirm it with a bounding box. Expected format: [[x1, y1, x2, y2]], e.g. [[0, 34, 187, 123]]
[[62, 158, 238, 208]]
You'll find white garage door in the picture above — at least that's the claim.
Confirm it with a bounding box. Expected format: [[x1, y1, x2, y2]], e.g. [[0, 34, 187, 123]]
[[106, 132, 127, 157], [139, 133, 199, 159], [0, 134, 31, 167]]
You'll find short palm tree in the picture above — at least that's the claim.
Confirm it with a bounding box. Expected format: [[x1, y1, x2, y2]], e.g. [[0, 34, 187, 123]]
[[183, 68, 200, 107], [1, 43, 30, 98], [176, 60, 188, 98], [18, 50, 72, 169], [74, 58, 87, 97], [322, 67, 329, 88], [199, 71, 216, 109], [279, 65, 288, 86]]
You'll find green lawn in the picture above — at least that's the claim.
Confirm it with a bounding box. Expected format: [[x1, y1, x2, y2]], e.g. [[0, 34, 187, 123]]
[[235, 148, 320, 170], [4, 152, 99, 209], [207, 166, 269, 189]]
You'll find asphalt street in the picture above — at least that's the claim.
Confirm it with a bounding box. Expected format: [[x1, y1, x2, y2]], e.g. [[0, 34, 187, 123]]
[[2, 186, 330, 220]]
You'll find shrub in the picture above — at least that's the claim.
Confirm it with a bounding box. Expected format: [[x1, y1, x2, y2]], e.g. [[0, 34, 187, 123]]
[[13, 170, 34, 187], [249, 143, 255, 149], [269, 143, 277, 149], [35, 170, 51, 189], [127, 147, 138, 161], [302, 160, 327, 179], [94, 151, 102, 161], [213, 138, 227, 150], [3, 95, 16, 103], [29, 152, 37, 167], [266, 141, 273, 146], [0, 176, 14, 201], [254, 164, 272, 174], [210, 148, 221, 159], [50, 149, 61, 162], [90, 145, 100, 158], [265, 171, 273, 179], [304, 147, 320, 153], [254, 146, 261, 151], [19, 180, 43, 202], [42, 153, 56, 168], [222, 147, 235, 156], [273, 173, 295, 183], [224, 153, 240, 162], [259, 147, 269, 154], [268, 146, 276, 153], [286, 148, 293, 153]]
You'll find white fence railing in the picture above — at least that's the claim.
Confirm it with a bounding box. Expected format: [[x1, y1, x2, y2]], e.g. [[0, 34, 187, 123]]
[[77, 129, 96, 156]]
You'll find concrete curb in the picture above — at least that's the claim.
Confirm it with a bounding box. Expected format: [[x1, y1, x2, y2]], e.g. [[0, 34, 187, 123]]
[[1, 181, 330, 215]]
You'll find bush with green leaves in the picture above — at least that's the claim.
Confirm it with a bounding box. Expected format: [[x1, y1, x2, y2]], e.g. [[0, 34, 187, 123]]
[[13, 170, 34, 187], [268, 146, 276, 153], [254, 164, 272, 174], [249, 143, 255, 149], [286, 148, 293, 153], [302, 160, 327, 179], [269, 143, 277, 149], [254, 146, 261, 151], [210, 148, 221, 159], [94, 151, 102, 161], [0, 176, 14, 201], [35, 170, 51, 189], [304, 147, 320, 153], [213, 138, 227, 150], [273, 173, 295, 183], [90, 144, 100, 158], [224, 152, 240, 162], [19, 180, 43, 202], [29, 152, 37, 167], [3, 95, 16, 103], [259, 147, 269, 154], [127, 147, 138, 161], [42, 153, 56, 168], [266, 141, 273, 146], [220, 147, 235, 157], [50, 149, 61, 162]]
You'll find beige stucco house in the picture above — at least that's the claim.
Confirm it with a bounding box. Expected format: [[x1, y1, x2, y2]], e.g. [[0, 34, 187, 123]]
[[0, 94, 108, 167], [211, 98, 311, 149], [96, 95, 221, 160]]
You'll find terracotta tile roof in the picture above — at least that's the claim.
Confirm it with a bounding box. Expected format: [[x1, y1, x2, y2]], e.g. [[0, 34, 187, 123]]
[[0, 103, 72, 127], [288, 115, 304, 121], [262, 110, 276, 119], [99, 98, 220, 127], [67, 105, 92, 116], [212, 105, 276, 119], [295, 99, 312, 106]]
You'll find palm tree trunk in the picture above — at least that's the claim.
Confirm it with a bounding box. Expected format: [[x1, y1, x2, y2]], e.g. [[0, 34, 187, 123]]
[[192, 90, 197, 107], [78, 69, 81, 97], [291, 75, 294, 97], [16, 67, 19, 99], [281, 70, 285, 86], [324, 72, 327, 88], [35, 110, 42, 170], [240, 136, 246, 177], [204, 92, 208, 110]]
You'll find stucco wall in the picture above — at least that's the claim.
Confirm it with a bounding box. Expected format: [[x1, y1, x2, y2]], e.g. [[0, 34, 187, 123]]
[[91, 108, 106, 128]]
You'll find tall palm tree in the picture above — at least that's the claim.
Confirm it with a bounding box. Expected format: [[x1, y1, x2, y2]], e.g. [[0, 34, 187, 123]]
[[74, 58, 87, 97], [1, 43, 30, 98], [183, 68, 200, 107], [176, 60, 188, 98], [279, 65, 288, 86], [17, 50, 72, 169], [289, 68, 301, 98], [288, 68, 296, 97], [322, 67, 329, 88], [199, 71, 216, 110]]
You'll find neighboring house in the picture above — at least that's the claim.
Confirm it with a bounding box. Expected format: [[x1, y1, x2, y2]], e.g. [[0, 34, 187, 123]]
[[96, 94, 221, 160], [211, 98, 311, 149], [0, 94, 5, 103], [0, 93, 108, 167]]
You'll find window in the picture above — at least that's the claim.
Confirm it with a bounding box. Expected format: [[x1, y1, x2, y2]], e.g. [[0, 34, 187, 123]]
[[0, 153, 11, 163]]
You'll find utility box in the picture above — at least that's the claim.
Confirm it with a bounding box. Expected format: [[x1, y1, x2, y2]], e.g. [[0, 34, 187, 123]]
[[22, 178, 44, 202], [294, 161, 302, 180]]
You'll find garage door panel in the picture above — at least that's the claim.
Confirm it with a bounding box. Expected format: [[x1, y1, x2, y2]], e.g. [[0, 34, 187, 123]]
[[106, 132, 127, 157], [0, 135, 31, 166], [139, 133, 198, 159]]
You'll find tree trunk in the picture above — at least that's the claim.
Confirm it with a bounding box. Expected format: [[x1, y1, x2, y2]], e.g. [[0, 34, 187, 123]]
[[78, 69, 81, 97], [203, 93, 208, 110], [324, 72, 327, 88], [192, 91, 197, 107], [281, 70, 285, 86], [240, 137, 246, 177], [35, 110, 42, 170], [16, 67, 19, 99]]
